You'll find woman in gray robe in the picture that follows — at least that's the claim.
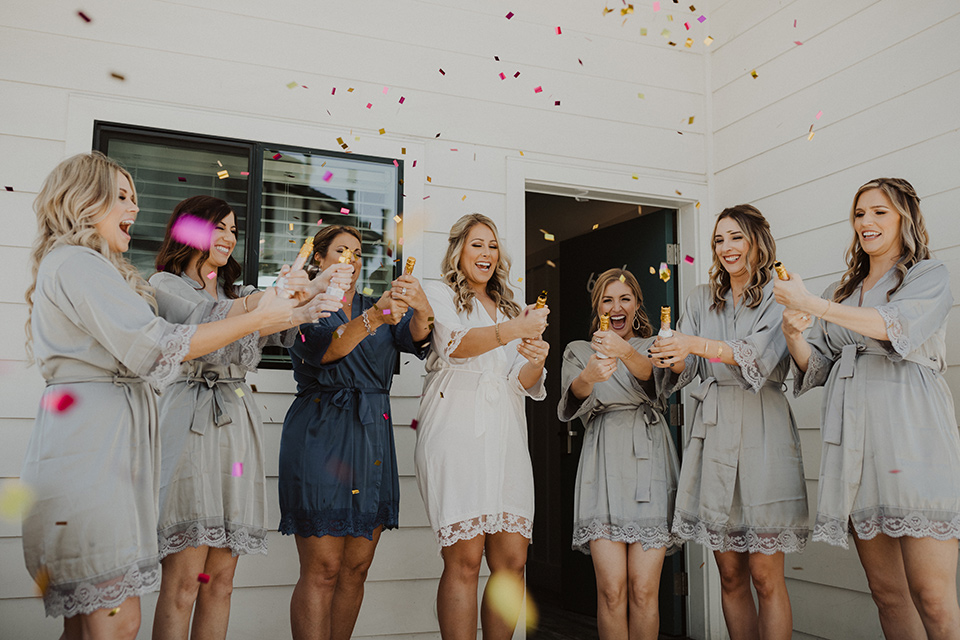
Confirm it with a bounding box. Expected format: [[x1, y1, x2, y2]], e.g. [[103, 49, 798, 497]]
[[775, 178, 960, 639], [558, 268, 681, 640], [148, 196, 347, 640], [20, 152, 299, 640], [650, 205, 808, 640]]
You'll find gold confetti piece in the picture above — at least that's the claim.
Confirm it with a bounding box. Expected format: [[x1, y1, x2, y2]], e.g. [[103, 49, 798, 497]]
[[286, 81, 298, 89], [632, 175, 639, 180], [621, 4, 633, 15], [426, 176, 432, 182], [603, 6, 614, 14], [688, 116, 695, 124], [461, 195, 467, 201], [689, 4, 696, 10], [108, 607, 120, 616], [543, 233, 555, 241], [35, 566, 51, 596], [619, 275, 626, 283], [637, 92, 645, 99], [0, 482, 35, 522], [362, 287, 374, 295], [109, 72, 125, 81], [704, 36, 714, 45], [696, 201, 701, 208], [485, 572, 539, 633], [347, 88, 354, 92], [675, 189, 682, 195], [668, 41, 677, 46], [374, 460, 382, 466], [517, 277, 523, 283], [234, 388, 245, 398], [661, 28, 670, 37], [352, 489, 359, 494], [667, 15, 674, 21], [355, 136, 361, 141], [650, 267, 657, 275], [546, 260, 556, 267], [217, 170, 229, 180], [592, 224, 599, 230], [519, 150, 524, 156], [640, 27, 647, 36], [394, 214, 402, 223], [685, 38, 693, 48], [288, 223, 294, 231], [379, 128, 386, 135], [808, 131, 815, 140], [750, 69, 758, 79]]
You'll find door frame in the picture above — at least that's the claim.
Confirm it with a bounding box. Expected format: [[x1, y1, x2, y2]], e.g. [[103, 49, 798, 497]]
[[505, 156, 725, 640]]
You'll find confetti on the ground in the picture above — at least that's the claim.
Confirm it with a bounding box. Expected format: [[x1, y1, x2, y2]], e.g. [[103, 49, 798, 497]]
[[110, 72, 125, 81], [42, 390, 77, 413], [684, 22, 690, 30], [554, 100, 560, 106], [534, 86, 543, 93], [632, 175, 639, 180], [621, 5, 633, 15], [426, 176, 432, 182], [750, 69, 758, 79], [889, 469, 902, 474], [514, 71, 520, 78], [688, 116, 695, 124], [323, 171, 333, 182], [546, 260, 556, 267], [331, 87, 336, 95], [347, 88, 355, 92], [206, 271, 216, 280], [704, 36, 714, 45], [197, 573, 210, 584], [109, 608, 120, 616], [640, 27, 647, 35], [685, 38, 693, 47], [793, 19, 797, 27], [232, 462, 243, 477], [378, 128, 386, 135], [638, 92, 645, 99], [171, 214, 215, 249], [217, 170, 229, 179], [0, 482, 35, 522], [77, 10, 92, 22], [506, 11, 514, 19], [286, 81, 298, 89], [684, 255, 695, 264], [808, 131, 815, 141], [461, 195, 467, 201], [661, 28, 670, 37], [340, 207, 350, 214]]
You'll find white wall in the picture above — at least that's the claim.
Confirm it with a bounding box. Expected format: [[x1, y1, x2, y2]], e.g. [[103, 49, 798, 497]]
[[708, 0, 960, 637], [0, 1, 706, 637]]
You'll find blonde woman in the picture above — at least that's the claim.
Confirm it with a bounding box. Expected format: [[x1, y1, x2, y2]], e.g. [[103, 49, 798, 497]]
[[775, 178, 960, 639], [20, 152, 301, 640], [649, 205, 807, 640], [415, 213, 549, 640], [558, 268, 681, 640]]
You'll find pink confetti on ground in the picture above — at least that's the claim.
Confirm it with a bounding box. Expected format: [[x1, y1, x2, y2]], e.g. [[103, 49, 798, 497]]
[[534, 86, 543, 93], [816, 110, 823, 119], [77, 11, 92, 22], [366, 103, 372, 109], [793, 19, 797, 27], [340, 208, 350, 214], [197, 573, 210, 584], [685, 255, 695, 264], [423, 196, 430, 200], [232, 462, 243, 477], [171, 214, 215, 250], [272, 153, 282, 160], [42, 391, 76, 413], [206, 271, 216, 280], [410, 418, 419, 430], [323, 171, 333, 182], [499, 72, 506, 80], [505, 11, 514, 19]]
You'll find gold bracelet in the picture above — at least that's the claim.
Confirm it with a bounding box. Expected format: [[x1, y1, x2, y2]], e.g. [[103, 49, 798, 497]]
[[242, 295, 250, 313], [495, 323, 505, 346], [716, 341, 723, 360], [818, 299, 830, 321]]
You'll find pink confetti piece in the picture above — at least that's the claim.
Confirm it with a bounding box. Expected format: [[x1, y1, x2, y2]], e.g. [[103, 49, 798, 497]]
[[438, 68, 445, 75], [300, 332, 306, 342], [514, 71, 520, 78], [340, 208, 350, 214], [709, 356, 722, 363], [383, 413, 389, 420], [42, 391, 76, 413], [555, 100, 560, 106], [231, 462, 243, 477], [77, 10, 92, 22], [171, 214, 215, 250], [323, 170, 333, 182], [382, 86, 389, 94], [240, 171, 250, 176], [366, 103, 372, 109], [317, 218, 324, 225], [794, 40, 803, 45], [410, 418, 418, 430], [206, 271, 216, 280], [653, 1, 660, 11], [499, 72, 506, 80], [684, 255, 695, 264], [889, 469, 902, 474], [177, 177, 186, 182], [272, 153, 282, 160], [423, 195, 430, 200], [393, 159, 399, 167], [684, 22, 690, 29], [793, 19, 797, 27], [331, 87, 336, 95], [534, 86, 543, 93], [816, 110, 823, 119], [383, 309, 391, 315], [412, 160, 417, 167], [505, 11, 514, 19], [697, 15, 706, 23], [197, 573, 210, 584], [556, 26, 562, 35]]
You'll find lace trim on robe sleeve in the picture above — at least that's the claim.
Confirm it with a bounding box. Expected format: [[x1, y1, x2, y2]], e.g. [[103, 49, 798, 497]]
[[441, 327, 469, 359], [728, 339, 763, 393], [875, 304, 909, 359], [791, 347, 831, 397], [144, 324, 196, 390], [239, 332, 263, 371]]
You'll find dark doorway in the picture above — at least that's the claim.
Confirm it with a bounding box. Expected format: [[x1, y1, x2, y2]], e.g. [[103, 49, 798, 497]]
[[524, 192, 686, 638]]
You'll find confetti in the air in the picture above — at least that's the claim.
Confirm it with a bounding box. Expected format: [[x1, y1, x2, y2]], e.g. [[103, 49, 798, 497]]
[[619, 274, 626, 283], [685, 38, 693, 48], [272, 153, 282, 160], [698, 15, 706, 23], [486, 572, 539, 633], [399, 96, 406, 104], [232, 462, 243, 477], [171, 214, 215, 249], [383, 309, 391, 315], [42, 390, 77, 413], [889, 469, 902, 474], [543, 233, 555, 241], [323, 171, 333, 182], [659, 262, 671, 282], [684, 255, 695, 264], [750, 69, 758, 79], [514, 71, 521, 78], [704, 36, 713, 45], [653, 1, 660, 11], [285, 81, 298, 89], [234, 388, 245, 398], [197, 573, 210, 584], [506, 11, 514, 19], [366, 103, 372, 109], [816, 110, 823, 120], [499, 72, 506, 80], [206, 271, 216, 280], [362, 287, 374, 295], [546, 260, 556, 267], [108, 608, 120, 616], [794, 40, 803, 45], [4, 186, 13, 191], [555, 26, 562, 35], [77, 10, 92, 22], [688, 116, 695, 124], [340, 208, 350, 214], [352, 489, 360, 494], [0, 481, 35, 522], [217, 170, 229, 179], [534, 86, 543, 93], [439, 68, 446, 75], [110, 72, 125, 81]]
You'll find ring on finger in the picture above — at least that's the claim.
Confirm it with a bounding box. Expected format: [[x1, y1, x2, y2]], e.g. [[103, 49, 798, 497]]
[[401, 287, 407, 295]]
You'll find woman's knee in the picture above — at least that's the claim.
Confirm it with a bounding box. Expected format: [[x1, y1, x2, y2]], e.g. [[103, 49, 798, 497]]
[[301, 555, 344, 591], [749, 563, 786, 600], [716, 561, 750, 595], [910, 583, 959, 627], [627, 575, 659, 611], [442, 545, 484, 582], [597, 579, 627, 612]]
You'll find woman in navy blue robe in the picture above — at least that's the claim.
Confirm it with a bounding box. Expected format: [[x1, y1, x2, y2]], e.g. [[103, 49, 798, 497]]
[[278, 224, 432, 640]]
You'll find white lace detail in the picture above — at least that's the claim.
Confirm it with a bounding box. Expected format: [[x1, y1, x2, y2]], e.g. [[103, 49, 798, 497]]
[[572, 519, 683, 555], [672, 512, 808, 555], [792, 347, 831, 397], [209, 299, 232, 322], [875, 305, 909, 357], [729, 339, 763, 392], [436, 513, 532, 547], [42, 561, 160, 618], [158, 522, 268, 559], [146, 324, 196, 390], [812, 515, 851, 548], [238, 332, 262, 371], [443, 327, 469, 359]]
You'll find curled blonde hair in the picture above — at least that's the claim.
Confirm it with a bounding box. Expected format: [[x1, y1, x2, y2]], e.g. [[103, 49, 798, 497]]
[[588, 268, 653, 338], [708, 204, 777, 312], [25, 152, 155, 361], [440, 213, 521, 318], [834, 178, 930, 303]]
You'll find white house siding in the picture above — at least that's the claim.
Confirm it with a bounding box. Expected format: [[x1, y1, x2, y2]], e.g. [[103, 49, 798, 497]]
[[0, 1, 706, 638], [708, 0, 960, 638]]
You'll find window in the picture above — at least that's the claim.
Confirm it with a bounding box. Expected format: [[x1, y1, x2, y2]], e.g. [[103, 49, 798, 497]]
[[95, 122, 404, 367]]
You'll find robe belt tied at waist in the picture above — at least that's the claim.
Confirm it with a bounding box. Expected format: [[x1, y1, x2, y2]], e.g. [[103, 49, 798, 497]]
[[305, 385, 389, 429], [690, 376, 782, 439], [588, 402, 664, 502], [185, 369, 247, 434]]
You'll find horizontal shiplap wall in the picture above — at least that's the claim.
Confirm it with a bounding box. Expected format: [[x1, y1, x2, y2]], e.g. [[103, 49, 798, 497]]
[[0, 0, 707, 638], [709, 0, 960, 638]]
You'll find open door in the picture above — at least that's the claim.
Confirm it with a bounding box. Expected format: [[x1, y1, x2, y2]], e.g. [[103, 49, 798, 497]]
[[525, 192, 686, 637]]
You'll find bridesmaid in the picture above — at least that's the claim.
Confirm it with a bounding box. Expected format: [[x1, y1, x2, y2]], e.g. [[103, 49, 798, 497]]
[[278, 224, 433, 640], [775, 178, 960, 639], [649, 204, 808, 640], [558, 268, 681, 640], [149, 195, 349, 640], [20, 152, 297, 640]]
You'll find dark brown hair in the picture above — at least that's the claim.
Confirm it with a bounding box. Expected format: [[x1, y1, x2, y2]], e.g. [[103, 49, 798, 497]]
[[155, 195, 242, 299], [310, 225, 363, 266], [588, 268, 653, 338], [708, 204, 777, 312], [834, 178, 930, 303]]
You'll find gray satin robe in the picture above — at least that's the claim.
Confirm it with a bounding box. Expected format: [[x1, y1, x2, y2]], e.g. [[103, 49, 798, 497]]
[[793, 260, 960, 548], [559, 337, 682, 555], [659, 280, 809, 554]]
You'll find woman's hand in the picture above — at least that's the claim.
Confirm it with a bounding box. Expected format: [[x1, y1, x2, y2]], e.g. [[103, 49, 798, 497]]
[[309, 262, 354, 298], [291, 292, 343, 325], [773, 271, 817, 312], [251, 285, 297, 327], [510, 304, 549, 340], [375, 289, 409, 326], [782, 308, 813, 339], [390, 275, 428, 310], [579, 353, 618, 384], [275, 264, 311, 300], [647, 330, 698, 367], [590, 330, 634, 361], [518, 337, 549, 367]]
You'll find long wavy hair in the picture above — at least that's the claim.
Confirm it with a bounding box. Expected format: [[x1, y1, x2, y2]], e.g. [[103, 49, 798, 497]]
[[833, 178, 930, 303], [588, 268, 653, 338], [440, 213, 521, 318], [708, 204, 777, 312], [25, 152, 155, 361], [154, 195, 242, 299]]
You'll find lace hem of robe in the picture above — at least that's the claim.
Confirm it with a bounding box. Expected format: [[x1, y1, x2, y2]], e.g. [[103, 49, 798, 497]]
[[436, 512, 532, 547], [572, 518, 683, 555], [42, 560, 160, 618], [146, 324, 196, 390], [791, 347, 831, 397], [442, 327, 470, 359], [158, 521, 268, 559], [813, 510, 960, 549], [672, 511, 808, 555], [278, 502, 399, 541], [875, 304, 909, 358], [728, 339, 764, 392]]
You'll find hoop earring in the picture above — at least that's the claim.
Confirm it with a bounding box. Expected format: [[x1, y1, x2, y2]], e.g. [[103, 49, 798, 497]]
[[633, 313, 643, 332]]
